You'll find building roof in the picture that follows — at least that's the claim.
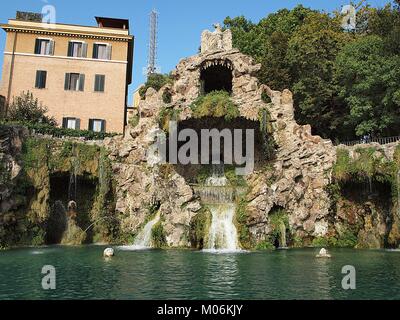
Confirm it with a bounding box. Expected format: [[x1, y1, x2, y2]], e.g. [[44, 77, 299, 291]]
[[95, 17, 130, 30]]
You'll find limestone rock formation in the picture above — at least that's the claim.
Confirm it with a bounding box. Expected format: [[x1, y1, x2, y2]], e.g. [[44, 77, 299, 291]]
[[108, 26, 337, 248]]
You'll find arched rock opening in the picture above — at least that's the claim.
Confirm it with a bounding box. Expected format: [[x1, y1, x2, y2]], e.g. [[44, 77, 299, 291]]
[[200, 60, 233, 94], [46, 173, 97, 244], [164, 117, 272, 183]]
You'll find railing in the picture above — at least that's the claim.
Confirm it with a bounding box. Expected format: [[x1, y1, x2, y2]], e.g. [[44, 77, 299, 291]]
[[335, 136, 400, 147]]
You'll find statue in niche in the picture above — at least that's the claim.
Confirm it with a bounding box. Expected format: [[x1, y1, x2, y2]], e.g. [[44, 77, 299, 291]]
[[201, 23, 233, 53]]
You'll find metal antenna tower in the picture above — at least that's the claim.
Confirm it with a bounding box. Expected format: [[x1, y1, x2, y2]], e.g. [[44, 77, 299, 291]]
[[146, 9, 159, 77]]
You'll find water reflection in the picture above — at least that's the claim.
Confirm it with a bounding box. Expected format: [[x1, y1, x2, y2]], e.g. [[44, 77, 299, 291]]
[[203, 252, 240, 299]]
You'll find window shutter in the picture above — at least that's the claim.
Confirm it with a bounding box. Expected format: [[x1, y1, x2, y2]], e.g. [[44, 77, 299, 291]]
[[64, 73, 71, 90], [35, 71, 40, 88], [101, 120, 106, 133], [62, 118, 68, 129], [94, 75, 105, 92], [67, 42, 73, 57], [106, 44, 112, 60], [79, 74, 85, 91], [100, 75, 105, 92], [34, 39, 40, 54], [49, 40, 55, 55], [41, 71, 47, 88], [94, 75, 99, 91], [93, 44, 98, 59], [82, 43, 88, 58], [76, 119, 81, 130], [88, 119, 94, 131]]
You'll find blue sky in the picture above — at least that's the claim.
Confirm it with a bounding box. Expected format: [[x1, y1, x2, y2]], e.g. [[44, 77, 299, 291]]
[[0, 0, 392, 104]]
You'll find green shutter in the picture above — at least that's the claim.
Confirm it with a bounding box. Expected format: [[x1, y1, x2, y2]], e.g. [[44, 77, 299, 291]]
[[62, 118, 68, 128], [67, 42, 73, 57], [34, 39, 40, 54], [79, 74, 85, 91], [35, 71, 40, 88], [93, 44, 98, 59], [94, 75, 105, 92], [101, 120, 106, 133], [41, 71, 47, 89], [64, 73, 70, 90], [100, 75, 105, 92], [94, 75, 99, 91]]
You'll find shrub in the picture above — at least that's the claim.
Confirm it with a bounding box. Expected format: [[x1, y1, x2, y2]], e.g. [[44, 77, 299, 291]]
[[158, 107, 181, 132], [152, 221, 166, 248], [129, 114, 140, 128], [139, 73, 173, 99], [7, 91, 57, 126], [2, 121, 118, 141], [190, 91, 240, 121], [256, 239, 275, 250]]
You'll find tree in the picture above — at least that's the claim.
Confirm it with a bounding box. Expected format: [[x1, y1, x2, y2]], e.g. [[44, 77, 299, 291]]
[[7, 91, 57, 126], [286, 12, 352, 138], [335, 35, 400, 137]]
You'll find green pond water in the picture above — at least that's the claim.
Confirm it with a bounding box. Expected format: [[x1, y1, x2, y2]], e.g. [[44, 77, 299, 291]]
[[0, 246, 399, 300]]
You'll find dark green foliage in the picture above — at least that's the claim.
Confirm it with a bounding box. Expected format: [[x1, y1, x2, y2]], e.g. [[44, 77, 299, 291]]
[[224, 2, 400, 140], [235, 196, 252, 249], [2, 121, 118, 140], [152, 221, 166, 248], [189, 208, 212, 249]]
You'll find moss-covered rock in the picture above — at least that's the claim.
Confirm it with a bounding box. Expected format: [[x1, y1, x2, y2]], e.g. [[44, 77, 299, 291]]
[[189, 207, 212, 249]]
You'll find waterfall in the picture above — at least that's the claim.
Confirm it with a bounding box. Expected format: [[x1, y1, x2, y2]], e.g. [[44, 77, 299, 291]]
[[122, 213, 160, 250], [68, 146, 79, 201], [205, 162, 228, 186], [198, 164, 241, 252], [205, 204, 240, 252], [279, 221, 287, 249]]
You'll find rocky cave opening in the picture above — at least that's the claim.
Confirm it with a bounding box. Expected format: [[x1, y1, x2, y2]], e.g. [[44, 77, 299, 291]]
[[200, 60, 233, 94], [169, 117, 272, 184], [339, 178, 393, 248], [46, 173, 98, 244]]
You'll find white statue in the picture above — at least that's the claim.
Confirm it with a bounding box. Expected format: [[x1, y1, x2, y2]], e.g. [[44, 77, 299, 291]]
[[316, 248, 332, 258], [201, 23, 233, 53], [103, 248, 114, 258]]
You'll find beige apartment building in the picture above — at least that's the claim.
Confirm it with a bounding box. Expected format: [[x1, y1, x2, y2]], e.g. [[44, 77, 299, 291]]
[[0, 13, 134, 133]]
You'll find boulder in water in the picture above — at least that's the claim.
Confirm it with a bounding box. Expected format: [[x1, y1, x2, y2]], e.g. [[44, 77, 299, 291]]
[[316, 248, 331, 258], [103, 248, 114, 258]]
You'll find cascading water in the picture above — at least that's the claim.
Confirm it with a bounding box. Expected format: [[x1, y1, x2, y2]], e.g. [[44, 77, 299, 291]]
[[206, 203, 240, 252], [198, 164, 241, 252], [122, 213, 160, 250], [279, 221, 288, 249]]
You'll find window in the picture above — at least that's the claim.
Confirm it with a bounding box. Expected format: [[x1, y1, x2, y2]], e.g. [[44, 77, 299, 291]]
[[34, 39, 54, 55], [62, 117, 80, 130], [89, 119, 105, 133], [35, 70, 47, 89], [93, 43, 112, 60], [64, 73, 85, 91], [94, 75, 105, 92], [67, 41, 87, 58]]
